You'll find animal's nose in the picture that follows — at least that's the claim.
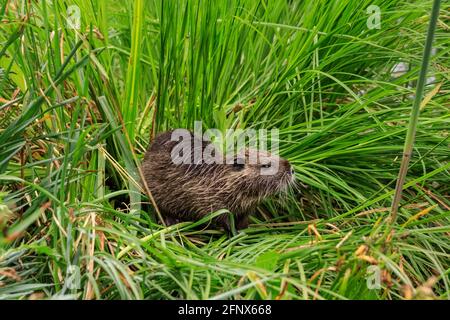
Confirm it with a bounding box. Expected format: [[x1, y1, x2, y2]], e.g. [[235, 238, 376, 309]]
[[281, 159, 294, 175]]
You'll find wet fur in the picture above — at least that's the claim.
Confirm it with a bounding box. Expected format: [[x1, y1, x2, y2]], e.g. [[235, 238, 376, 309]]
[[141, 130, 294, 231]]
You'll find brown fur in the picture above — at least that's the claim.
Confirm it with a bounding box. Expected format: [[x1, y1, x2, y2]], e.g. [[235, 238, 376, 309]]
[[141, 130, 294, 231]]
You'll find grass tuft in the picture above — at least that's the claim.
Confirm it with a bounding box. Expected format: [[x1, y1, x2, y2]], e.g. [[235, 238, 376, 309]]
[[0, 0, 449, 300]]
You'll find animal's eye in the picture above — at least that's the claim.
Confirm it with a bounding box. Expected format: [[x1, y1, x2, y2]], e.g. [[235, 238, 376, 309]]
[[261, 163, 271, 168], [233, 159, 245, 170]]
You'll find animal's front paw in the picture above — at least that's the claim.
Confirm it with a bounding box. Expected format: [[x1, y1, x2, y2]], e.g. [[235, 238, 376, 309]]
[[236, 215, 250, 230]]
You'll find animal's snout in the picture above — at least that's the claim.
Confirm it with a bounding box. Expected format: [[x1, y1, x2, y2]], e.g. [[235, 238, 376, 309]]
[[289, 165, 295, 176], [281, 159, 294, 175]]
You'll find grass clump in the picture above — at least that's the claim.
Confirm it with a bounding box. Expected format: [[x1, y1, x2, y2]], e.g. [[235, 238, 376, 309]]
[[0, 0, 449, 299]]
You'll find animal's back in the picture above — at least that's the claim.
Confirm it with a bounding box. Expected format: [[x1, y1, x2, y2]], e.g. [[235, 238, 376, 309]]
[[141, 130, 224, 221]]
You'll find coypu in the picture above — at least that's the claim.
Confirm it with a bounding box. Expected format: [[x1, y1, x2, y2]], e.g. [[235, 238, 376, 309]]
[[141, 130, 295, 231]]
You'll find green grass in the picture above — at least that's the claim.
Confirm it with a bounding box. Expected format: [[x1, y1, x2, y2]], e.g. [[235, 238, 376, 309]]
[[0, 0, 449, 299]]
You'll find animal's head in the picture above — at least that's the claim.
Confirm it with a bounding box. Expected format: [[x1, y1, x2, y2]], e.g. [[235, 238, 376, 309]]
[[222, 148, 295, 198]]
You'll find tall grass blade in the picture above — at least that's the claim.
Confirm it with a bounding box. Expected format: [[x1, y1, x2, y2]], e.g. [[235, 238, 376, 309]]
[[390, 0, 442, 223]]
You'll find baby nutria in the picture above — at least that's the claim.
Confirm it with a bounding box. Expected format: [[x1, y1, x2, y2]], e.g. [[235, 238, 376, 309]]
[[141, 130, 295, 231]]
